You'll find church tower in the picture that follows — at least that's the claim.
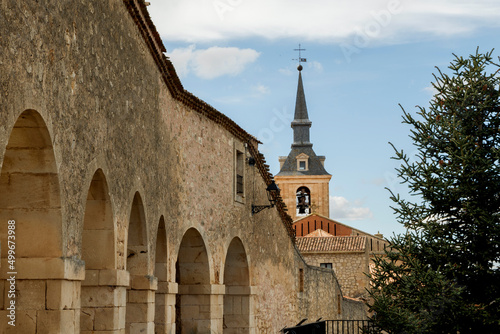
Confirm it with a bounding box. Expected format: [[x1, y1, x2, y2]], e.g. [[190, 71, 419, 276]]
[[275, 65, 332, 221]]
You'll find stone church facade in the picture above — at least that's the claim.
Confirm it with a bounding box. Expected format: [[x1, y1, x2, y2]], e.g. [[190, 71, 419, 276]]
[[0, 1, 366, 333]]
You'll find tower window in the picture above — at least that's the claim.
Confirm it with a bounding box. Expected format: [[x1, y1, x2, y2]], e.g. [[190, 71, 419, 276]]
[[295, 153, 309, 171]]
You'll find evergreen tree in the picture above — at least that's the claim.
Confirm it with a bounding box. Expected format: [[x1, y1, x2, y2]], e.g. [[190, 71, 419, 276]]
[[368, 50, 500, 333]]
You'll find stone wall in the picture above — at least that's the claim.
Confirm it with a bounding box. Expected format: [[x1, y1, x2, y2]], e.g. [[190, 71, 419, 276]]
[[301, 251, 370, 299], [0, 0, 365, 333]]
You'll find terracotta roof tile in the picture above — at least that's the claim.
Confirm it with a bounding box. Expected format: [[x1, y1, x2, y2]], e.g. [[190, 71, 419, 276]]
[[296, 236, 366, 252]]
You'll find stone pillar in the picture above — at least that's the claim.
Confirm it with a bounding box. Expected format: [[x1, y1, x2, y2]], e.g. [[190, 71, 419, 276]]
[[223, 286, 257, 334], [126, 275, 158, 334], [80, 269, 129, 333], [0, 257, 84, 334], [178, 284, 225, 333], [155, 281, 177, 334]]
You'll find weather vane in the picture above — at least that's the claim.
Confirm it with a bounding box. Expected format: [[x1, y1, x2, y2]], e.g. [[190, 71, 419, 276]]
[[293, 44, 307, 71]]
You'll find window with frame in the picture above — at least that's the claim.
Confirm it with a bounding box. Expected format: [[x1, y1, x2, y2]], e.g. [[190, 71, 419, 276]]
[[320, 263, 333, 269], [234, 142, 245, 203]]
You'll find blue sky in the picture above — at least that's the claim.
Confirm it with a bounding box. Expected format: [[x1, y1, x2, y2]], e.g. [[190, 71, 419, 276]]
[[148, 0, 500, 237]]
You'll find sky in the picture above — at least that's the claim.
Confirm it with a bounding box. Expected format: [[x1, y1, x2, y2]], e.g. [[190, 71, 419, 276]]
[[147, 0, 500, 237]]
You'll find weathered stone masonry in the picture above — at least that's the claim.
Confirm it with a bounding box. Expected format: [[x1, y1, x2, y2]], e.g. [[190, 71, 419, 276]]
[[0, 1, 366, 333]]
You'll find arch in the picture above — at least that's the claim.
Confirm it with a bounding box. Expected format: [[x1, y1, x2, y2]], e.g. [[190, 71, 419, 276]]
[[127, 192, 148, 276], [223, 237, 251, 333], [126, 192, 153, 332], [82, 169, 115, 269], [175, 228, 211, 333], [296, 186, 311, 215], [155, 216, 169, 333], [0, 110, 65, 329], [80, 169, 120, 332]]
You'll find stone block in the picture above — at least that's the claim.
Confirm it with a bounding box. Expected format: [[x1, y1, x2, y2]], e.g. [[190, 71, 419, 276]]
[[4, 257, 85, 280], [94, 306, 124, 330], [16, 279, 46, 310], [125, 302, 154, 323], [82, 229, 115, 269], [36, 309, 77, 334], [99, 269, 130, 287], [46, 279, 81, 310], [127, 289, 155, 303], [0, 309, 37, 333], [0, 209, 62, 258], [82, 269, 100, 286], [81, 286, 125, 307], [80, 307, 95, 331], [129, 274, 157, 290], [128, 321, 154, 334]]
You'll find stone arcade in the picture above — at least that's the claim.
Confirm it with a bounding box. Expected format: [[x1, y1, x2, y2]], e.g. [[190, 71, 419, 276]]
[[0, 1, 366, 333]]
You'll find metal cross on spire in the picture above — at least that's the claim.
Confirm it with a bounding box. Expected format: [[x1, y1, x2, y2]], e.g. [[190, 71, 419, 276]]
[[293, 44, 307, 64]]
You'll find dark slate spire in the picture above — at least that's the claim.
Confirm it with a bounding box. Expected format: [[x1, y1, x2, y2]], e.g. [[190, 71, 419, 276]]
[[276, 66, 330, 176], [291, 66, 312, 148]]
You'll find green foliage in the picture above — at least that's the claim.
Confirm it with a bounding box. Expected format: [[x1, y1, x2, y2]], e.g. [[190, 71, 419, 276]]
[[368, 50, 500, 333]]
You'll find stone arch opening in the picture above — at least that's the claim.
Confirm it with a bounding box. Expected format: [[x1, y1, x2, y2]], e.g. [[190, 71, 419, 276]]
[[296, 186, 311, 216], [223, 237, 251, 333], [175, 228, 211, 333], [126, 192, 154, 332], [0, 110, 75, 332], [154, 216, 170, 333], [80, 169, 123, 332]]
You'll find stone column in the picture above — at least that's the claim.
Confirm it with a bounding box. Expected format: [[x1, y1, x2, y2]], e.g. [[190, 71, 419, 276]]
[[224, 286, 257, 334], [178, 284, 225, 333], [80, 269, 129, 333], [126, 275, 158, 334], [0, 257, 84, 333], [155, 281, 178, 334]]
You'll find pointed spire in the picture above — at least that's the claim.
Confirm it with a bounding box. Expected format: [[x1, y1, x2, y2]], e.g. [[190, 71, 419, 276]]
[[291, 66, 312, 147]]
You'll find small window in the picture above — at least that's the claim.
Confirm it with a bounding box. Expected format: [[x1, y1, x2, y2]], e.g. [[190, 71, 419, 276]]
[[320, 263, 332, 269], [234, 142, 246, 203], [299, 268, 304, 292], [236, 151, 244, 195], [299, 161, 306, 170]]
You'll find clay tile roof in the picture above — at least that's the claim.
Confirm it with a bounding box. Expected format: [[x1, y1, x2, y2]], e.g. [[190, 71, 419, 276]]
[[296, 236, 366, 252], [304, 229, 334, 238]]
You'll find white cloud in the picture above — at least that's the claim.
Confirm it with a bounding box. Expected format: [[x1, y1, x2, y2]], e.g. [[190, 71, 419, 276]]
[[168, 45, 260, 79], [329, 196, 373, 221], [308, 61, 323, 72], [149, 0, 500, 44], [423, 84, 439, 96], [253, 84, 270, 95]]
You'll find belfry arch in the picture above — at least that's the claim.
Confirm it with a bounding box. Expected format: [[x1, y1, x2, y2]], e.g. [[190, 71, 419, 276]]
[[0, 110, 80, 332], [223, 237, 252, 333]]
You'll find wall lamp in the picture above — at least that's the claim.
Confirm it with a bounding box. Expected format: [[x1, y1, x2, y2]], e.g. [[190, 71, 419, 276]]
[[252, 180, 280, 215]]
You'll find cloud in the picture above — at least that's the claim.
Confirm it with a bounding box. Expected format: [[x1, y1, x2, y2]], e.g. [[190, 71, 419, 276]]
[[329, 196, 373, 221], [149, 1, 500, 45], [169, 45, 260, 79], [308, 61, 323, 72], [423, 84, 438, 96], [252, 84, 270, 95]]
